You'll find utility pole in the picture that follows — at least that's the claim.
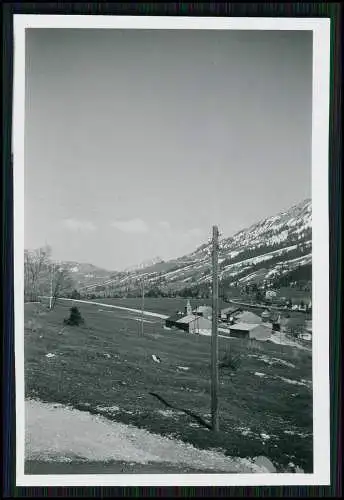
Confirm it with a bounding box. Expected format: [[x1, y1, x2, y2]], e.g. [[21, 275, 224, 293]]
[[49, 262, 54, 310], [211, 225, 219, 432], [141, 278, 145, 336]]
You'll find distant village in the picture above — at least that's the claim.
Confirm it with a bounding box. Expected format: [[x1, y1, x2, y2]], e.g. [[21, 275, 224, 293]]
[[164, 299, 312, 344]]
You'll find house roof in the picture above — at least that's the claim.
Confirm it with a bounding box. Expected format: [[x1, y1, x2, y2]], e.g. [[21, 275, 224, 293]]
[[229, 322, 260, 332], [166, 312, 184, 322], [176, 314, 199, 324], [177, 315, 212, 327], [235, 311, 262, 323]]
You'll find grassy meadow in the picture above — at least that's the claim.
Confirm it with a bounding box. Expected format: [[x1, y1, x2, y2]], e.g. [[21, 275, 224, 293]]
[[24, 299, 313, 472], [91, 297, 231, 316]]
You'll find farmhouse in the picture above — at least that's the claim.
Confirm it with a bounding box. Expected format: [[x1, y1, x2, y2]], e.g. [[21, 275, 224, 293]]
[[298, 332, 312, 342], [229, 322, 272, 341], [176, 314, 212, 334]]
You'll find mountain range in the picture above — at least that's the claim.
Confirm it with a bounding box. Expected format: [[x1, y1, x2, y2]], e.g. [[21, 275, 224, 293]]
[[71, 198, 312, 295]]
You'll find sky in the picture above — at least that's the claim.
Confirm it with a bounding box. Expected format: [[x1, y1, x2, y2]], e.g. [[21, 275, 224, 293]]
[[24, 28, 313, 271]]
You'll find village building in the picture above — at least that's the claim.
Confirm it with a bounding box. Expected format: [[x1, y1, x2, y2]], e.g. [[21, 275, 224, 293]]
[[265, 290, 277, 300], [192, 305, 212, 320], [220, 306, 242, 322], [165, 312, 184, 329], [229, 322, 272, 341], [184, 299, 193, 316], [176, 314, 212, 334], [298, 332, 312, 342], [261, 309, 271, 322], [268, 312, 283, 332]]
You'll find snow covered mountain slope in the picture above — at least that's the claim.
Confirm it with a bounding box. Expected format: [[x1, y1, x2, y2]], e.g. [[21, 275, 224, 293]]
[[59, 262, 115, 289], [82, 199, 312, 294], [124, 257, 164, 273]]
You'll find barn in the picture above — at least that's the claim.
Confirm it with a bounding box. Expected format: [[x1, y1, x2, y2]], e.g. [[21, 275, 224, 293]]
[[229, 322, 272, 341], [176, 314, 212, 334]]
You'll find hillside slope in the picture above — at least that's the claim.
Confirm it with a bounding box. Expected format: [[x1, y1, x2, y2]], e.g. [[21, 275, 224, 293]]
[[59, 262, 115, 289], [81, 199, 312, 295]]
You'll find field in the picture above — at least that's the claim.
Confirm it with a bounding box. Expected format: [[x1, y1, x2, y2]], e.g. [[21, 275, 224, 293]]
[[92, 297, 231, 317], [24, 299, 313, 472], [88, 296, 311, 328]]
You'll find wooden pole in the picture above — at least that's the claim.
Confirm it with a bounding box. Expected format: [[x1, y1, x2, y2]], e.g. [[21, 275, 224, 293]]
[[49, 262, 54, 310], [141, 279, 145, 336], [211, 225, 219, 432]]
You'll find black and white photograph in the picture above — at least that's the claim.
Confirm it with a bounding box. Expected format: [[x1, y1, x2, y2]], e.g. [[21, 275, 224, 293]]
[[13, 15, 331, 487]]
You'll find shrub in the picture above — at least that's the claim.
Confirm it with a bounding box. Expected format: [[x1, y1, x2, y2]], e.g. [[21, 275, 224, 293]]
[[219, 350, 241, 371], [63, 306, 84, 326]]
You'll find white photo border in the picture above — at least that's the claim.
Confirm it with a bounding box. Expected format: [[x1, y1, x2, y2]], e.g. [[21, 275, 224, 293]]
[[13, 14, 331, 487]]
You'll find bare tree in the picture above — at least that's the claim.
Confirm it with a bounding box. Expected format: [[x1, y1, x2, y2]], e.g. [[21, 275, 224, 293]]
[[49, 265, 74, 310], [24, 245, 74, 307], [24, 246, 51, 302]]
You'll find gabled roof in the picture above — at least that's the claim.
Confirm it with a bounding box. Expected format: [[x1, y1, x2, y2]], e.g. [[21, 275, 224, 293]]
[[176, 314, 199, 324], [229, 322, 260, 331], [166, 312, 184, 322], [177, 314, 212, 326], [234, 311, 262, 323]]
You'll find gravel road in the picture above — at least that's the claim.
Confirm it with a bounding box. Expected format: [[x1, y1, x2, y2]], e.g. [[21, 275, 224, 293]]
[[25, 399, 275, 474]]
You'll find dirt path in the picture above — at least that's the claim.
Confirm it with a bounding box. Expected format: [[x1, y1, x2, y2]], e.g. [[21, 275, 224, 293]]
[[25, 400, 274, 474], [40, 296, 169, 319]]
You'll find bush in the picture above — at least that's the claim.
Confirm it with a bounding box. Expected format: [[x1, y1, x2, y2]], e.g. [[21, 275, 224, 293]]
[[219, 350, 241, 371], [63, 306, 84, 326]]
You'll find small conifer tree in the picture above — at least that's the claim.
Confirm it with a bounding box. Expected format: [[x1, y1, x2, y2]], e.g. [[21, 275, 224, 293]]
[[64, 306, 84, 326]]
